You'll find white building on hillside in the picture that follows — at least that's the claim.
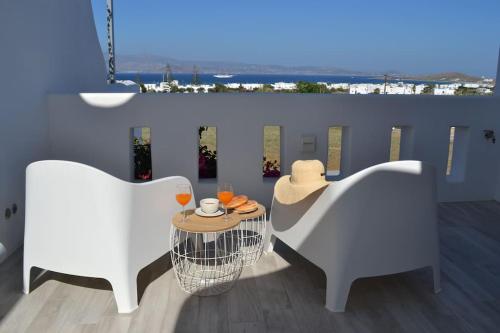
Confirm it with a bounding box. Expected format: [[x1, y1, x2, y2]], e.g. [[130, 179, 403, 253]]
[[328, 83, 350, 90], [463, 83, 480, 88], [415, 84, 427, 94], [158, 82, 171, 93], [434, 86, 456, 95], [384, 82, 414, 95], [349, 83, 383, 94], [177, 84, 214, 93], [223, 83, 262, 90], [242, 83, 263, 90], [272, 82, 296, 90], [225, 83, 242, 89], [144, 83, 158, 92]]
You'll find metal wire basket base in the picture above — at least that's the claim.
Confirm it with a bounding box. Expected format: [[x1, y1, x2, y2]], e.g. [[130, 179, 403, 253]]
[[238, 212, 267, 266], [170, 229, 243, 296], [173, 256, 242, 296]]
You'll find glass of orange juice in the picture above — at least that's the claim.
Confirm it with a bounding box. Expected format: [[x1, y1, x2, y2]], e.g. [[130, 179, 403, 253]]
[[176, 184, 192, 222], [217, 183, 234, 221]]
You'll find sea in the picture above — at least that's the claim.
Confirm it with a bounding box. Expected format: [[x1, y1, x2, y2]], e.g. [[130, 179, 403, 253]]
[[116, 73, 435, 85]]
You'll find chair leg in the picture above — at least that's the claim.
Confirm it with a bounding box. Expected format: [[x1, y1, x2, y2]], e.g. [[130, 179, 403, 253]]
[[110, 273, 139, 313], [264, 235, 276, 254], [325, 275, 352, 312], [432, 263, 441, 293], [23, 262, 31, 294]]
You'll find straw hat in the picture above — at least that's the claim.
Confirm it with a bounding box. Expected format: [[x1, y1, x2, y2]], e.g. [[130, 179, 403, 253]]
[[274, 160, 331, 205]]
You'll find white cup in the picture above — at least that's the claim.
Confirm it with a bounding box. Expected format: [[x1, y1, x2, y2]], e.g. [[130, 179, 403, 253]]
[[200, 198, 219, 214]]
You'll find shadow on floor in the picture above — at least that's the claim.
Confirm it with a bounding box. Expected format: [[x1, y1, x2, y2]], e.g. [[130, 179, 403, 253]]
[[0, 249, 172, 321], [0, 250, 24, 322], [171, 240, 451, 333], [34, 253, 172, 305]]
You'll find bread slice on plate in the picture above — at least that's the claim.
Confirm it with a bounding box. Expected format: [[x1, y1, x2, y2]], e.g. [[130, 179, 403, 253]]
[[235, 200, 258, 213], [226, 195, 248, 209]]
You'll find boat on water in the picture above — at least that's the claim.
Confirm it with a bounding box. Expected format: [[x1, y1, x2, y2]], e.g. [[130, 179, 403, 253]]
[[213, 74, 234, 79]]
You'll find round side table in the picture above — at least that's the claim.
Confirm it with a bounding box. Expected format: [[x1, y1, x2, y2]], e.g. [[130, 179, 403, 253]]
[[237, 205, 267, 266], [170, 210, 243, 296]]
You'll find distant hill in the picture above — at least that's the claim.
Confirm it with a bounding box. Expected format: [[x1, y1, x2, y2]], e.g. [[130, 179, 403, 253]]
[[116, 54, 493, 83], [116, 54, 365, 76], [401, 72, 485, 83]]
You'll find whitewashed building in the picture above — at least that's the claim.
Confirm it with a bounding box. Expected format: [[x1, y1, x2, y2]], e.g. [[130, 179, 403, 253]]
[[272, 82, 297, 90], [434, 87, 456, 95]]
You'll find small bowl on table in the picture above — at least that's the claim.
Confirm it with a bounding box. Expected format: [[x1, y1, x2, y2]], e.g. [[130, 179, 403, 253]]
[[200, 198, 220, 214]]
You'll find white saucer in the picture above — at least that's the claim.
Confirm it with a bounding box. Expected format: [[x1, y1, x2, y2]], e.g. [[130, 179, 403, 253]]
[[195, 207, 224, 217]]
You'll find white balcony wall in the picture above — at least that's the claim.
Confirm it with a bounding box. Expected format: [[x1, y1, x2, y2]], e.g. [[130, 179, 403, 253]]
[[496, 48, 500, 96], [0, 0, 107, 261], [48, 94, 500, 208], [493, 47, 500, 199]]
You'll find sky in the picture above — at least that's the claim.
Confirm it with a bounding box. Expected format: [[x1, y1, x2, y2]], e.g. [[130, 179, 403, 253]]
[[91, 0, 500, 77]]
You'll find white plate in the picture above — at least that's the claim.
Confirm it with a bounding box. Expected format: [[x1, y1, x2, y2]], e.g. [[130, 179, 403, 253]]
[[236, 207, 258, 214], [195, 207, 224, 217]]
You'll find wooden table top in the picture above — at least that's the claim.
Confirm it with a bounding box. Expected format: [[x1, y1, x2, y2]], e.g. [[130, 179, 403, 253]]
[[172, 210, 242, 233]]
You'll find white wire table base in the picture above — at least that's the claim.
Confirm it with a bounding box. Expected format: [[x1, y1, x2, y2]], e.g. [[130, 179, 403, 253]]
[[238, 209, 267, 267], [170, 226, 243, 296]]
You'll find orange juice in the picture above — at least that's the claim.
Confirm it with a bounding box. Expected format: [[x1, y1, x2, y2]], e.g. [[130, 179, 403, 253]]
[[218, 191, 234, 205], [176, 193, 192, 206]]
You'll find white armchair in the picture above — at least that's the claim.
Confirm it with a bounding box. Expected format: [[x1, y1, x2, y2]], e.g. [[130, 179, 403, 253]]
[[23, 160, 195, 313], [266, 161, 440, 312]]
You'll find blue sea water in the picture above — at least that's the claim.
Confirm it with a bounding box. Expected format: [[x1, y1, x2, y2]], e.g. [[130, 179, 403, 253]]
[[116, 73, 434, 85]]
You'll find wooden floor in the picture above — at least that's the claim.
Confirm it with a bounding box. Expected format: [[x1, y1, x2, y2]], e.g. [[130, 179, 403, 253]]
[[1, 201, 500, 332]]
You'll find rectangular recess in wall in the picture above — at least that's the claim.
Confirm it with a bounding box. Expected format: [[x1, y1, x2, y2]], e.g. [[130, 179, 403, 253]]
[[389, 125, 414, 161], [199, 126, 217, 179], [446, 127, 455, 176], [446, 126, 469, 182], [132, 127, 152, 181], [389, 126, 402, 161], [327, 126, 343, 176], [263, 126, 281, 178]]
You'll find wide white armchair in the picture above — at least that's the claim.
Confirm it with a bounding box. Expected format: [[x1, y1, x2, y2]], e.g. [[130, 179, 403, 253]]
[[23, 160, 195, 313], [266, 160, 440, 312]]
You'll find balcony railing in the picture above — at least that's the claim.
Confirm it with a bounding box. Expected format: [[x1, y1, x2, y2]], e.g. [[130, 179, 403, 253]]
[[48, 93, 500, 207]]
